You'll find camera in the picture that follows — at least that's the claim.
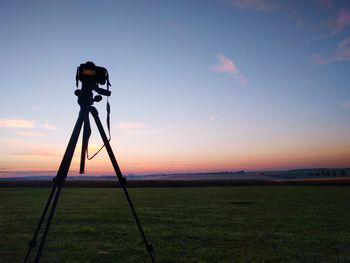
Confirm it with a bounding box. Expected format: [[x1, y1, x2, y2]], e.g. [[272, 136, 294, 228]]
[[75, 61, 111, 102], [77, 61, 109, 85]]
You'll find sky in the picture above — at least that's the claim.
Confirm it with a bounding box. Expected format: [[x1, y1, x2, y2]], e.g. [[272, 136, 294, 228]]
[[0, 0, 350, 177]]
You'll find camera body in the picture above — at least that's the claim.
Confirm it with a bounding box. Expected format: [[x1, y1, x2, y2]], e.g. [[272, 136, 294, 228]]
[[75, 62, 111, 105], [77, 61, 109, 85]]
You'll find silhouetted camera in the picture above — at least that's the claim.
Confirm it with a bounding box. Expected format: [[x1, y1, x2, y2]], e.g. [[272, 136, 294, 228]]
[[75, 61, 111, 100], [77, 61, 109, 85]]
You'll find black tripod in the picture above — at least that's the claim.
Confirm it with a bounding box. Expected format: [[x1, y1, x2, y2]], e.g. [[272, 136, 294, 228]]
[[24, 62, 156, 263]]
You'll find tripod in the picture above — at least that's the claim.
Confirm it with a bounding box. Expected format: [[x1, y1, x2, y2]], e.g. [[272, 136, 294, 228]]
[[24, 65, 156, 263]]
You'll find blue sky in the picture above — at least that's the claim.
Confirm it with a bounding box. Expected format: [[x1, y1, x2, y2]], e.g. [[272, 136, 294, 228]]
[[1, 0, 349, 177]]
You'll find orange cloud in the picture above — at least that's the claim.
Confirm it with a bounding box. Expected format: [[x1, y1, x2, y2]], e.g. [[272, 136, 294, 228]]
[[14, 131, 45, 137], [42, 121, 57, 130], [0, 118, 34, 128]]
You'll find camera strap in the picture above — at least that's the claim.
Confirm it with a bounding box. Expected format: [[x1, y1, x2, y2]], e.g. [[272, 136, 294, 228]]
[[86, 98, 111, 160], [87, 73, 112, 160], [76, 67, 79, 88], [106, 71, 111, 138]]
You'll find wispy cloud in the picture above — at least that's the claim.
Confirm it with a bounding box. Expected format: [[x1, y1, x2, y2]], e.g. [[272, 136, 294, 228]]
[[213, 54, 248, 85], [327, 9, 350, 36], [315, 8, 350, 39], [116, 122, 149, 130], [116, 122, 164, 136], [310, 53, 328, 65], [340, 101, 350, 109], [14, 131, 45, 137], [41, 121, 57, 130], [30, 106, 39, 111], [206, 114, 218, 122], [229, 0, 280, 12], [305, 80, 317, 85], [0, 138, 34, 148], [168, 22, 190, 34], [318, 0, 333, 9], [0, 118, 58, 131], [168, 127, 196, 138], [338, 34, 350, 49], [125, 129, 164, 136], [311, 36, 350, 64], [0, 118, 34, 128], [11, 150, 60, 158], [0, 137, 61, 159], [228, 0, 349, 41]]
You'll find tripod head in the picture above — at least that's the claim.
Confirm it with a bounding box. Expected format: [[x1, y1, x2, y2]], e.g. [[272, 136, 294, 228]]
[[75, 61, 111, 106]]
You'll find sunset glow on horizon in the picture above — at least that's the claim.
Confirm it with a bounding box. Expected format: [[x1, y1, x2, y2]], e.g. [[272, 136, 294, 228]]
[[1, 1, 350, 177]]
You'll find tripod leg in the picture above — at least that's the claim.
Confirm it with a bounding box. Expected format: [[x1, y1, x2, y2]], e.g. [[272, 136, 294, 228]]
[[30, 110, 85, 263], [24, 184, 57, 263], [89, 106, 156, 263], [79, 110, 91, 174]]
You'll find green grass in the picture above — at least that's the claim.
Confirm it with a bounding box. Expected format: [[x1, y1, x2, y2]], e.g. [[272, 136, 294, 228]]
[[1, 186, 350, 262]]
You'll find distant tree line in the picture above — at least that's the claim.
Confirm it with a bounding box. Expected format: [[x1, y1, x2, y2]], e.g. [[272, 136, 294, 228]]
[[308, 169, 348, 177]]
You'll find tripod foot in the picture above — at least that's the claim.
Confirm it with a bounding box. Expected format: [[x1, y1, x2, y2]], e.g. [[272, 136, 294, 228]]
[[146, 243, 157, 263]]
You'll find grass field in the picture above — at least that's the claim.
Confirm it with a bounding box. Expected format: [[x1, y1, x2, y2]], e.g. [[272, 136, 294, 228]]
[[1, 186, 350, 263]]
